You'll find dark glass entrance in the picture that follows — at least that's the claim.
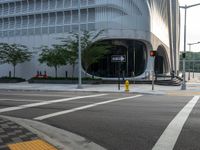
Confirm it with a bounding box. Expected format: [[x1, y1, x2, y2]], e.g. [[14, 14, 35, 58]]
[[85, 40, 147, 78], [155, 56, 164, 74]]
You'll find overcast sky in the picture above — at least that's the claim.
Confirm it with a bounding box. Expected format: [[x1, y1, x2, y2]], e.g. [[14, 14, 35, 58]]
[[179, 0, 200, 52]]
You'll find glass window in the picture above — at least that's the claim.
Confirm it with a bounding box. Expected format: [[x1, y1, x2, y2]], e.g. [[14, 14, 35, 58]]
[[35, 0, 41, 11], [22, 16, 28, 28], [35, 14, 41, 27], [72, 25, 78, 32], [42, 0, 48, 10], [29, 1, 34, 12], [15, 29, 21, 36], [9, 17, 15, 29], [56, 26, 63, 33], [57, 12, 63, 25], [0, 19, 3, 30], [72, 10, 78, 23], [22, 29, 27, 36], [64, 0, 71, 8], [3, 18, 9, 29], [49, 26, 56, 34], [88, 8, 95, 22], [42, 27, 48, 34], [0, 5, 2, 16], [88, 23, 95, 30], [64, 25, 70, 32], [9, 3, 15, 14], [81, 0, 87, 6], [72, 0, 78, 7], [9, 30, 14, 37], [64, 11, 71, 24], [3, 31, 8, 37], [35, 27, 41, 35], [88, 0, 95, 5], [15, 2, 21, 13], [49, 0, 56, 10], [42, 13, 48, 26], [81, 9, 87, 22], [3, 3, 9, 15], [57, 0, 63, 9], [81, 24, 86, 31], [49, 13, 56, 25], [28, 28, 34, 35], [16, 17, 21, 29], [22, 0, 28, 13], [28, 15, 35, 28]]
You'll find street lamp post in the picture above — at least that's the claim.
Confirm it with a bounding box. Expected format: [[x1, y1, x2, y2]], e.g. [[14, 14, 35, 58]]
[[188, 42, 200, 78], [77, 0, 82, 89], [180, 3, 200, 90]]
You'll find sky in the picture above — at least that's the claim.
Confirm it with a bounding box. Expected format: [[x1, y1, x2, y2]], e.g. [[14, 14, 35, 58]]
[[179, 0, 200, 52]]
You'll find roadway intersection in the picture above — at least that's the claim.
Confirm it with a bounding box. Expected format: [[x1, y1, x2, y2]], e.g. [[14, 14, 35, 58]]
[[0, 90, 199, 150]]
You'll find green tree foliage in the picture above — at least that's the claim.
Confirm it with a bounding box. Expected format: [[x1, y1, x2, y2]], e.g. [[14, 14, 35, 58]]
[[81, 31, 111, 73], [60, 30, 111, 76], [180, 52, 200, 72], [0, 43, 32, 77], [82, 41, 111, 73], [38, 45, 69, 78]]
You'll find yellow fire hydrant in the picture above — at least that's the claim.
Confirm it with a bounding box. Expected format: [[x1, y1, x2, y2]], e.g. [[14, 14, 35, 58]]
[[125, 80, 130, 92]]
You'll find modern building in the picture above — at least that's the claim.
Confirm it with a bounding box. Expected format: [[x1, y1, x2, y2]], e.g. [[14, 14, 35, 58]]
[[0, 0, 180, 79]]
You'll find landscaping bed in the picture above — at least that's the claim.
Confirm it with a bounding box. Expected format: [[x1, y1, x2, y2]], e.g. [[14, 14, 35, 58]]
[[28, 77, 102, 84], [0, 77, 26, 83]]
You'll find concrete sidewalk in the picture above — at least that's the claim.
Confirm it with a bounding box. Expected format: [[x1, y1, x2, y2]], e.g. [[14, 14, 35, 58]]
[[0, 82, 200, 96]]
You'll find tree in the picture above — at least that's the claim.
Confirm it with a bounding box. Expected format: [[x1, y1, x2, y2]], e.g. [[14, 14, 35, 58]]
[[60, 30, 110, 76], [82, 41, 111, 73], [38, 45, 69, 78], [0, 43, 32, 77], [80, 30, 111, 73]]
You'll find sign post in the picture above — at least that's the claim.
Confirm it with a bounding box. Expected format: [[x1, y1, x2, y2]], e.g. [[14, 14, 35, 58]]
[[111, 55, 126, 90], [150, 51, 157, 91]]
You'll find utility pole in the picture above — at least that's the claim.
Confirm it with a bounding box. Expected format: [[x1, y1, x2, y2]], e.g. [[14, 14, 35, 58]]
[[77, 0, 82, 89]]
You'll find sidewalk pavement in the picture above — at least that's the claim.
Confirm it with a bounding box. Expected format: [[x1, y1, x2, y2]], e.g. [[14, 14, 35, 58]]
[[0, 81, 200, 96], [0, 117, 57, 150]]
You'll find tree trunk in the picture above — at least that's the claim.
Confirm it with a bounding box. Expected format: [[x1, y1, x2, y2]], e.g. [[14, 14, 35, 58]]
[[55, 66, 58, 78], [13, 65, 16, 78], [72, 64, 75, 78]]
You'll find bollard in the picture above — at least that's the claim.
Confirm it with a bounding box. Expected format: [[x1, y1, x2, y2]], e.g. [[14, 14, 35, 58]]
[[125, 80, 130, 92]]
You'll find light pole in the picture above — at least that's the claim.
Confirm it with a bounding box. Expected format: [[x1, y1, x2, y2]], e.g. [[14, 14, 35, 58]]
[[180, 3, 200, 90], [188, 42, 200, 78], [77, 0, 82, 89]]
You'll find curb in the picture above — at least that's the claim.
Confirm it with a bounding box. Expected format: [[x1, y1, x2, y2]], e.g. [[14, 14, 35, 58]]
[[0, 115, 106, 150], [0, 87, 166, 96]]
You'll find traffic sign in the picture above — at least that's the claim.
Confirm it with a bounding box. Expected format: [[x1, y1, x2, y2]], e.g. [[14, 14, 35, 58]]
[[111, 55, 126, 62]]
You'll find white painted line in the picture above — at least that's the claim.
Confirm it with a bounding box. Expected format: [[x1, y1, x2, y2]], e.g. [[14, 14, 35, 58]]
[[0, 94, 107, 113], [34, 95, 142, 120], [152, 96, 200, 150], [0, 99, 43, 102]]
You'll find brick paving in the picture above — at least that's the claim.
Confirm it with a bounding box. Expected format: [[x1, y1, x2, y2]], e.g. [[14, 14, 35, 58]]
[[0, 117, 38, 150]]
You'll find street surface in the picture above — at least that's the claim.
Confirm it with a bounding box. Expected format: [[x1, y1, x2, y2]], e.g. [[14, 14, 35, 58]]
[[0, 90, 199, 150]]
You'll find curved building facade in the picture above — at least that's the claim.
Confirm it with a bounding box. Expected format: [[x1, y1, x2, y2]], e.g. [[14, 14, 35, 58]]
[[0, 0, 180, 79]]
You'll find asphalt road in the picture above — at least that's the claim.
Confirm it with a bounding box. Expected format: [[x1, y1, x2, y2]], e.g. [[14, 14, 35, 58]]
[[0, 90, 199, 150]]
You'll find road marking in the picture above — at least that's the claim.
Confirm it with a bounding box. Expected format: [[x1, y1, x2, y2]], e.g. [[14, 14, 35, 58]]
[[0, 94, 107, 113], [34, 95, 142, 120], [152, 96, 200, 150], [0, 99, 43, 102]]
